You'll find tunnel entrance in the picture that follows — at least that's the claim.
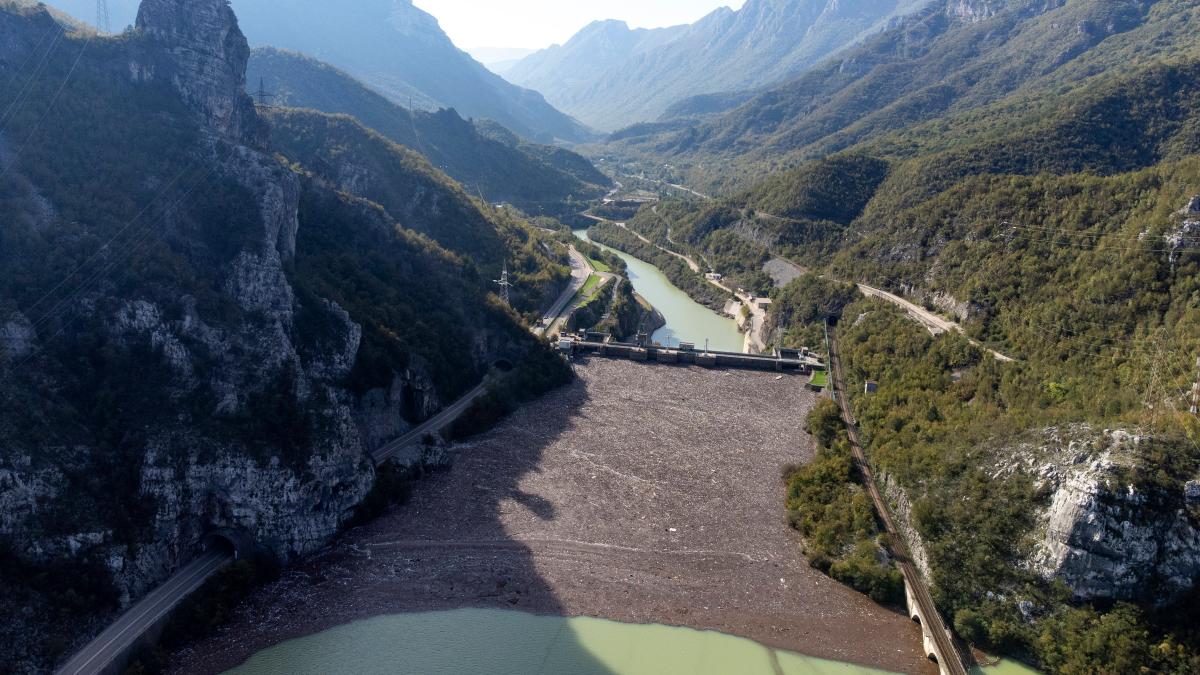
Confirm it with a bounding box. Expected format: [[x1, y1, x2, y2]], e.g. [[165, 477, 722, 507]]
[[202, 529, 255, 560]]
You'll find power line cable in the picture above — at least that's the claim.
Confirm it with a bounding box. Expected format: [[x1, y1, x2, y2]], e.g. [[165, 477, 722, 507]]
[[0, 32, 92, 184], [0, 24, 66, 136], [16, 166, 215, 349], [4, 173, 207, 374], [0, 19, 59, 95], [18, 163, 198, 319]]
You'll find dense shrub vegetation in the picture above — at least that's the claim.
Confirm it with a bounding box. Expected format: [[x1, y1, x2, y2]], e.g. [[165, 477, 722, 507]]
[[767, 274, 858, 350], [829, 299, 1199, 671], [663, 9, 1200, 666], [785, 399, 902, 605]]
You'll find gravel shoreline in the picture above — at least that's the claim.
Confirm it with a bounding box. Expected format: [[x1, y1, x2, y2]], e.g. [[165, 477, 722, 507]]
[[170, 359, 933, 674]]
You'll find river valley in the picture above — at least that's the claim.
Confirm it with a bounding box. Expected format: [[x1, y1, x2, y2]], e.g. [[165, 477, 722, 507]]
[[169, 360, 933, 674], [574, 229, 745, 353]]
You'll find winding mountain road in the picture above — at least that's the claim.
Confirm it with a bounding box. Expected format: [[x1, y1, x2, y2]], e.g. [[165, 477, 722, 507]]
[[856, 284, 1014, 362], [605, 180, 1016, 361]]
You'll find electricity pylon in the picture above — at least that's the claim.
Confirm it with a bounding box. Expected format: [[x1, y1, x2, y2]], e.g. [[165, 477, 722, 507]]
[[96, 0, 110, 33], [494, 265, 512, 306], [254, 77, 277, 108]]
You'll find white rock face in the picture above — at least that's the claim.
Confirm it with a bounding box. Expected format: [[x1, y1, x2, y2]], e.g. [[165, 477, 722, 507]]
[[0, 454, 61, 538], [945, 0, 1004, 23], [882, 473, 934, 579], [1001, 426, 1200, 604], [0, 0, 446, 615]]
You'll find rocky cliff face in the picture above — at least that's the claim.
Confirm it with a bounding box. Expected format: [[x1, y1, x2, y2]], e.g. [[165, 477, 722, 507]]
[[0, 1, 507, 670], [132, 0, 262, 144], [993, 426, 1200, 604], [945, 0, 1005, 23]]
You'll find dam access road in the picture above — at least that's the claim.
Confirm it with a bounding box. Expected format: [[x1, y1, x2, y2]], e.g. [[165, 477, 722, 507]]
[[169, 359, 933, 674]]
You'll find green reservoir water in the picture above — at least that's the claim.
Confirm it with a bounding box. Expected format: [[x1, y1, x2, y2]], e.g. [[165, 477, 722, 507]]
[[226, 609, 895, 675], [574, 229, 744, 352]]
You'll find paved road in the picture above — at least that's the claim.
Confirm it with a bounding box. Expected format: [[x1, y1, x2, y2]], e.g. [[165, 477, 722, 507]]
[[57, 551, 232, 675], [828, 333, 968, 675], [371, 381, 491, 466], [614, 175, 1016, 362], [583, 213, 704, 273], [536, 244, 593, 338], [60, 375, 496, 675]]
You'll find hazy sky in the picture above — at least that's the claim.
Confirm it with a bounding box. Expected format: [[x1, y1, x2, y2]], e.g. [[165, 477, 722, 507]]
[[42, 0, 745, 52], [413, 0, 746, 50]]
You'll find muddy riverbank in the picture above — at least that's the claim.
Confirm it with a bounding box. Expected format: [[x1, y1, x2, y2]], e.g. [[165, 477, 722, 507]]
[[169, 360, 933, 674]]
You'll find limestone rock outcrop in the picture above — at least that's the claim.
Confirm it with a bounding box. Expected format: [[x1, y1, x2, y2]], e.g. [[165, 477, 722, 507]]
[[995, 426, 1200, 604], [945, 0, 1005, 23], [132, 0, 262, 144], [0, 3, 491, 669]]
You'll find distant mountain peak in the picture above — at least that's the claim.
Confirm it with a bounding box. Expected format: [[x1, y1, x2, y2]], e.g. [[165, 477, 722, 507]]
[[223, 0, 594, 143], [385, 0, 447, 41], [509, 0, 935, 130]]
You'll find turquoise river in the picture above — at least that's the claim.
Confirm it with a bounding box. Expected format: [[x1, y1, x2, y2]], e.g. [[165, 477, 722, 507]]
[[574, 229, 744, 352], [226, 609, 1039, 675]]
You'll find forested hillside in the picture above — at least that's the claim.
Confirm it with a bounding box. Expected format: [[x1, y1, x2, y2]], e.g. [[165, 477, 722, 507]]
[[264, 108, 571, 309], [597, 0, 1200, 670], [248, 48, 608, 217], [0, 2, 569, 670], [610, 0, 1200, 192]]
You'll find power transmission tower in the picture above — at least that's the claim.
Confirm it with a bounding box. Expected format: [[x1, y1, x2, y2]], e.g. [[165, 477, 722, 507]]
[[96, 0, 110, 33], [494, 264, 512, 306], [254, 77, 277, 108]]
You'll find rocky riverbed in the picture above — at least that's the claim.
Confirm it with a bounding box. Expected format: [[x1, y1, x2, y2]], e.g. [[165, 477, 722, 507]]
[[170, 359, 932, 674]]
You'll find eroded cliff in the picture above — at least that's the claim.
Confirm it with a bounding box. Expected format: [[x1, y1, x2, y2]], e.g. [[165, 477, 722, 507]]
[[0, 1, 543, 671]]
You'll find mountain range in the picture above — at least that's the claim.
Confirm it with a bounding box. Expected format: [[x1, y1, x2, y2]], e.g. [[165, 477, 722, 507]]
[[610, 0, 1200, 191], [41, 0, 596, 144], [7, 0, 1200, 672], [507, 0, 934, 131], [227, 0, 594, 144], [248, 47, 609, 216]]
